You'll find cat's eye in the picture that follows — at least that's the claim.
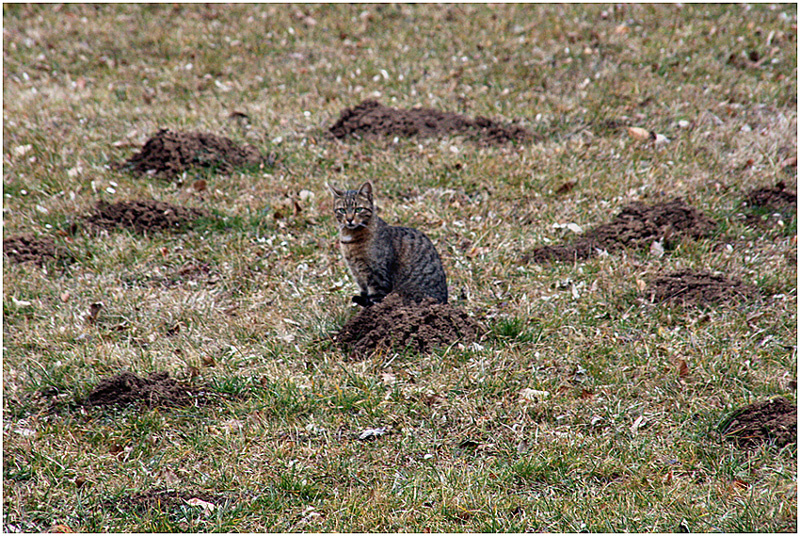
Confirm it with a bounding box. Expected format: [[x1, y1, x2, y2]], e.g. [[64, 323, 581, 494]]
[[335, 208, 346, 215], [354, 208, 366, 214]]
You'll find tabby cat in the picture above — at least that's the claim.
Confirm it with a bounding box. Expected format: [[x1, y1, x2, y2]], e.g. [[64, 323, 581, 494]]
[[329, 181, 448, 306]]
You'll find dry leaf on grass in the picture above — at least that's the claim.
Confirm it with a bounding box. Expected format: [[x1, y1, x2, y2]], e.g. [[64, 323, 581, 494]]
[[519, 388, 550, 403], [186, 497, 216, 515], [627, 126, 652, 141], [358, 426, 388, 441]]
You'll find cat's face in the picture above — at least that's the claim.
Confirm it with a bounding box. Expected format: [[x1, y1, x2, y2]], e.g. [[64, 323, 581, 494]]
[[329, 181, 374, 230]]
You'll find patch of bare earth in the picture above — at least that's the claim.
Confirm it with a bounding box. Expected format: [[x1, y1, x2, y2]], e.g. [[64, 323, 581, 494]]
[[720, 397, 797, 450], [334, 293, 482, 357], [527, 198, 716, 263], [3, 234, 73, 266], [743, 181, 797, 229], [647, 269, 758, 307], [86, 199, 208, 233], [330, 99, 533, 145], [82, 371, 199, 409], [119, 128, 264, 177], [105, 489, 227, 514]]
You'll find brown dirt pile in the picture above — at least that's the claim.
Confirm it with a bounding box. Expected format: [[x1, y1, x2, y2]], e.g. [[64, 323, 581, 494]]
[[330, 100, 533, 145], [334, 293, 482, 357], [3, 234, 73, 266], [82, 371, 197, 409], [648, 269, 758, 307], [120, 128, 263, 177], [720, 397, 797, 449], [106, 489, 225, 514], [743, 181, 796, 228], [86, 199, 208, 233], [527, 198, 716, 263]]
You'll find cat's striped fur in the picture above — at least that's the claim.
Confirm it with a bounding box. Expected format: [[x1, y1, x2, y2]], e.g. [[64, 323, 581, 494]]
[[329, 181, 448, 306]]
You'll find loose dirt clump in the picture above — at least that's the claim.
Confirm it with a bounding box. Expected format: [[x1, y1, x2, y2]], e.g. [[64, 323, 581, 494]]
[[527, 198, 716, 263], [719, 397, 797, 449], [119, 128, 264, 177], [82, 371, 198, 409], [648, 269, 758, 307], [743, 181, 797, 228], [334, 293, 482, 357], [330, 100, 533, 145], [86, 199, 208, 233], [3, 234, 73, 266]]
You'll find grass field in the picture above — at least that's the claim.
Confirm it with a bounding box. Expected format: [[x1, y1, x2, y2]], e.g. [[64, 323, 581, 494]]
[[3, 4, 797, 532]]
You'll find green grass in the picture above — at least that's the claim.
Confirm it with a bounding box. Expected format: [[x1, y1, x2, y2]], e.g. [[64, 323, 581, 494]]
[[3, 3, 797, 532]]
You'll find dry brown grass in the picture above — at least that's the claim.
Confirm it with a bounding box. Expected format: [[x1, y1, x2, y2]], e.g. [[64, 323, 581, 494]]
[[3, 4, 797, 532]]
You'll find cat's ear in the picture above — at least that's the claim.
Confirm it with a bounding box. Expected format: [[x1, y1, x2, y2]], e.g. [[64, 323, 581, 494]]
[[327, 182, 345, 197], [358, 181, 373, 200]]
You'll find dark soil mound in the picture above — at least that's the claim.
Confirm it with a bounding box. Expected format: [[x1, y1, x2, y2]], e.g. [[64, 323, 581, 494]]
[[119, 128, 263, 177], [106, 489, 225, 514], [82, 371, 197, 409], [3, 234, 72, 266], [334, 293, 482, 357], [86, 199, 208, 233], [527, 198, 716, 263], [330, 100, 533, 145], [743, 181, 797, 228], [648, 269, 758, 307], [720, 397, 797, 449]]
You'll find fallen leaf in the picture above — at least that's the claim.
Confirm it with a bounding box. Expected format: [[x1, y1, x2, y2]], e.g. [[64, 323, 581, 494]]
[[732, 478, 749, 491], [201, 355, 216, 368], [48, 524, 73, 533], [636, 278, 647, 292], [87, 302, 103, 324], [358, 426, 388, 441], [555, 180, 577, 194], [627, 126, 652, 142], [423, 393, 446, 406], [650, 240, 665, 257], [630, 415, 647, 434], [566, 222, 583, 234], [13, 144, 32, 157], [676, 358, 689, 378], [519, 388, 550, 403], [60, 291, 71, 303], [193, 179, 207, 192], [380, 372, 397, 385], [571, 283, 580, 299], [186, 497, 216, 515], [653, 133, 670, 146], [111, 139, 138, 148], [13, 426, 35, 437], [11, 297, 32, 308]]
